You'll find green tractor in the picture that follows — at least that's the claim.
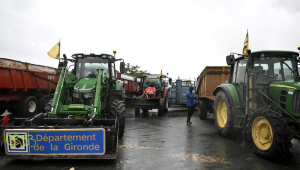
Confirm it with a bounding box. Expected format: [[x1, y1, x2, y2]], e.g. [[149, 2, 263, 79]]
[[213, 49, 300, 160], [0, 51, 126, 159]]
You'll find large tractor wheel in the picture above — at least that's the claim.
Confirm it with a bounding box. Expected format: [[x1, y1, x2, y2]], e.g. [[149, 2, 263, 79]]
[[198, 99, 208, 120], [109, 100, 126, 139], [18, 96, 39, 117], [135, 108, 140, 116], [214, 91, 237, 138], [38, 95, 51, 113], [249, 108, 292, 160]]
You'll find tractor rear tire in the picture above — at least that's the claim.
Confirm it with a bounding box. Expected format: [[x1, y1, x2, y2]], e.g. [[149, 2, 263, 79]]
[[18, 96, 39, 118], [109, 100, 126, 139], [214, 90, 237, 138], [164, 95, 169, 113], [198, 99, 208, 120], [158, 108, 164, 116], [135, 108, 140, 116], [38, 95, 51, 113], [248, 108, 292, 160]]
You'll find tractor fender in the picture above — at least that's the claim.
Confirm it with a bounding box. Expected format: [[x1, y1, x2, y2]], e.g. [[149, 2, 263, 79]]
[[213, 84, 242, 109]]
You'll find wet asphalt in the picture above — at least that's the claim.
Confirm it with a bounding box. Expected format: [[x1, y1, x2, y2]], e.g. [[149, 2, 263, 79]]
[[1, 107, 300, 170]]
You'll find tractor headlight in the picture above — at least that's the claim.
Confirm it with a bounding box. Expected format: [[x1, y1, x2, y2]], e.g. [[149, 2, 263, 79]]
[[83, 93, 93, 98], [73, 93, 79, 98]]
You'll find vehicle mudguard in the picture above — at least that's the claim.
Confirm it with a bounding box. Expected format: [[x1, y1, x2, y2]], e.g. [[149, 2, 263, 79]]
[[163, 88, 168, 99], [213, 83, 242, 110]]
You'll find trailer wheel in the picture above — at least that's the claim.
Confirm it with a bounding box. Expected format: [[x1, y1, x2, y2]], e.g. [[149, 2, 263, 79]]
[[214, 90, 236, 138], [249, 108, 292, 160], [109, 99, 125, 138], [18, 96, 39, 117], [198, 99, 208, 120], [38, 95, 51, 113], [135, 108, 140, 116]]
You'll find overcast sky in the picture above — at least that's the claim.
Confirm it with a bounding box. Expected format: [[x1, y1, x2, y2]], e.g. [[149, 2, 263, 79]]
[[0, 0, 299, 80]]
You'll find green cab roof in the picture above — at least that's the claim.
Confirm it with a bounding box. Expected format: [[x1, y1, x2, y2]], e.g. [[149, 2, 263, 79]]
[[235, 50, 299, 60]]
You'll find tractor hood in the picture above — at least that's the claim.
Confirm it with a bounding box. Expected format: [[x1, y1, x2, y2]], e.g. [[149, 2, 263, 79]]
[[73, 78, 97, 93], [145, 87, 156, 94], [270, 80, 300, 93]]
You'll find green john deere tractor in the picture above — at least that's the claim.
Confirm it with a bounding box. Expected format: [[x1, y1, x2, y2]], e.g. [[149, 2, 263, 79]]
[[0, 51, 126, 159], [213, 49, 300, 160]]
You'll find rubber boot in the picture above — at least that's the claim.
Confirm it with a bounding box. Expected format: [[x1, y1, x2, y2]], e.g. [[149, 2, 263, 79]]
[[186, 116, 191, 126]]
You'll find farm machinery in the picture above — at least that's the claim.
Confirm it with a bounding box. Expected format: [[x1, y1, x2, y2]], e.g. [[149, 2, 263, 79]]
[[125, 73, 172, 116], [0, 50, 126, 159], [213, 48, 300, 160]]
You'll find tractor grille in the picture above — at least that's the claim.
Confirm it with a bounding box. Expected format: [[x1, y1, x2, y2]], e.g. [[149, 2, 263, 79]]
[[293, 91, 300, 114], [147, 94, 154, 98]]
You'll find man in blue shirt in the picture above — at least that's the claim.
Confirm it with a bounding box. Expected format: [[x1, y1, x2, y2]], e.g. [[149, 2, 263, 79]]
[[186, 87, 197, 126]]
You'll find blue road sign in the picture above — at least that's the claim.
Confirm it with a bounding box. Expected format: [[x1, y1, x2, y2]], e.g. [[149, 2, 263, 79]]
[[4, 129, 105, 155]]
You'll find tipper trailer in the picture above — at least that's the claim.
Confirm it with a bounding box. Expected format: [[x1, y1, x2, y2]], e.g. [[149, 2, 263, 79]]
[[0, 58, 59, 117], [196, 66, 230, 119]]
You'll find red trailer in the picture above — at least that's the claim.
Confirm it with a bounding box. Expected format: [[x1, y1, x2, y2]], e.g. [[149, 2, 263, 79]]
[[0, 58, 59, 117], [116, 72, 140, 97]]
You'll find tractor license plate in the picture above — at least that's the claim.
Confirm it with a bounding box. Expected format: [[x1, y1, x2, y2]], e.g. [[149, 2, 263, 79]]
[[3, 129, 105, 155]]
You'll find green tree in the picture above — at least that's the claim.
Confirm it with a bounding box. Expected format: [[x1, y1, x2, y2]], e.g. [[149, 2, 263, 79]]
[[125, 63, 150, 77]]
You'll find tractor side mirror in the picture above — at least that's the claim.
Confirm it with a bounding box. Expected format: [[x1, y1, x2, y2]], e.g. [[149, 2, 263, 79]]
[[120, 62, 125, 74], [226, 55, 235, 65], [169, 78, 172, 84]]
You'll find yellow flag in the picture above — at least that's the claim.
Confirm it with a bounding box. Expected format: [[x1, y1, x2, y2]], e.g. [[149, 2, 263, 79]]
[[47, 40, 60, 59], [243, 30, 249, 60], [157, 69, 163, 78]]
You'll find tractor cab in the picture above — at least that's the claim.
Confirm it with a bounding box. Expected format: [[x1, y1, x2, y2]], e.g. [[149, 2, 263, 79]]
[[227, 51, 299, 108], [140, 74, 171, 99]]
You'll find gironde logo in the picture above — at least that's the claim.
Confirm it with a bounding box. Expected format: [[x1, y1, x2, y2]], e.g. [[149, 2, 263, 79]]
[[6, 132, 29, 153]]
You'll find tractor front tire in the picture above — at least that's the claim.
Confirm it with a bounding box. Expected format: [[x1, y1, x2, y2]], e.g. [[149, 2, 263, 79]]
[[214, 90, 237, 138], [158, 108, 164, 116], [18, 96, 39, 117], [109, 100, 126, 139], [135, 108, 140, 116], [249, 108, 292, 160], [198, 99, 208, 120]]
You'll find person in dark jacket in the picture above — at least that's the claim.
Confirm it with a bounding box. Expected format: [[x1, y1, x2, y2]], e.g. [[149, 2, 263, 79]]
[[186, 86, 197, 126]]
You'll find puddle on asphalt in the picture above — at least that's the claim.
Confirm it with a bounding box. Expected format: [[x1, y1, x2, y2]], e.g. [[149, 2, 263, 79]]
[[118, 144, 162, 149], [180, 153, 229, 165]]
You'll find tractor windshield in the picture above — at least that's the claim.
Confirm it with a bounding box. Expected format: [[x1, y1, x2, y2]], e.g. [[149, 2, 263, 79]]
[[144, 78, 161, 89], [76, 57, 109, 80], [254, 56, 296, 82]]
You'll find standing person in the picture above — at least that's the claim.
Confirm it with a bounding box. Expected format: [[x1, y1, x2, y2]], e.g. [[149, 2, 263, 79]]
[[186, 86, 197, 126]]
